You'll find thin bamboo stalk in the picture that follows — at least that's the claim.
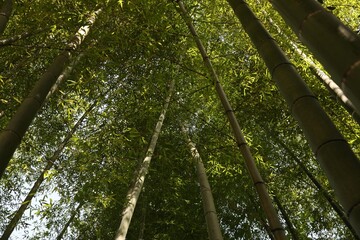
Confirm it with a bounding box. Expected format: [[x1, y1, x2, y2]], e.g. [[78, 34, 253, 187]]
[[275, 138, 360, 239], [114, 80, 175, 240], [273, 196, 300, 240], [181, 124, 223, 240], [56, 203, 83, 240], [175, 1, 286, 239]]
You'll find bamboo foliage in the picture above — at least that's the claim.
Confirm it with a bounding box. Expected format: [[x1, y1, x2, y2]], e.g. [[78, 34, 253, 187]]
[[273, 196, 299, 240], [181, 124, 223, 240], [268, 0, 360, 116], [0, 8, 101, 178], [0, 31, 33, 47], [56, 203, 83, 240], [175, 1, 286, 239], [0, 102, 97, 240], [227, 0, 360, 235], [0, 0, 359, 238], [115, 79, 175, 240], [0, 0, 12, 36], [46, 52, 85, 100], [275, 137, 360, 239]]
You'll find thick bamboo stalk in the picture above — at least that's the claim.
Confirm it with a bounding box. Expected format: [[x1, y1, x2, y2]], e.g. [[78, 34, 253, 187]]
[[114, 80, 175, 240], [175, 1, 286, 239], [0, 9, 101, 178], [0, 103, 96, 240], [181, 124, 223, 240], [0, 0, 12, 36], [266, 16, 360, 124], [227, 0, 360, 235], [268, 0, 360, 116]]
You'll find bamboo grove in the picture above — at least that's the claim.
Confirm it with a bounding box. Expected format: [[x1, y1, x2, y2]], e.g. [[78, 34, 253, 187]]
[[0, 0, 360, 239]]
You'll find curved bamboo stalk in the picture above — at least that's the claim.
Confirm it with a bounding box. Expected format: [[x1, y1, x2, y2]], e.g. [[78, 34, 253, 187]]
[[175, 1, 286, 239], [0, 8, 101, 178], [0, 0, 12, 36], [114, 79, 175, 240], [227, 0, 360, 235], [181, 124, 223, 240], [268, 0, 360, 118]]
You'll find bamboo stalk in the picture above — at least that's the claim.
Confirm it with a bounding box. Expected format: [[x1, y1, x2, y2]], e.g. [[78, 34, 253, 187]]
[[0, 8, 101, 178], [268, 0, 360, 118], [181, 124, 223, 240], [115, 80, 175, 240], [227, 0, 360, 235], [175, 1, 286, 239]]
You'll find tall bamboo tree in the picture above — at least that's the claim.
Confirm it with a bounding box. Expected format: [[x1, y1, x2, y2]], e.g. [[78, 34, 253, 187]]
[[114, 79, 175, 240], [181, 124, 223, 240], [0, 8, 101, 178], [267, 0, 360, 114], [175, 1, 286, 239], [227, 0, 360, 234]]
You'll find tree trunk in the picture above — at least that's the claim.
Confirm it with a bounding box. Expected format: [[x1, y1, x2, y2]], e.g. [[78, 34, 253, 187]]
[[181, 124, 223, 240], [0, 0, 12, 36], [268, 0, 360, 118], [0, 8, 101, 178], [56, 203, 83, 240], [0, 103, 96, 240], [266, 16, 360, 124], [114, 79, 175, 240], [175, 1, 286, 239], [227, 0, 360, 235]]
